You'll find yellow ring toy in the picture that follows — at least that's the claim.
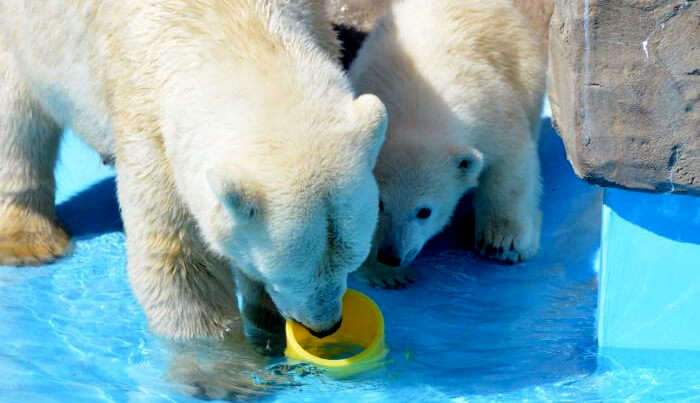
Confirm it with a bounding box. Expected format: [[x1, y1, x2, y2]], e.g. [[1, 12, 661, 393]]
[[284, 289, 388, 378]]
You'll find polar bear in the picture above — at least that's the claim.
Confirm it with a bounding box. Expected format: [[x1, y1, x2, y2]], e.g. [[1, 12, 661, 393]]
[[0, 0, 387, 339], [349, 0, 545, 287]]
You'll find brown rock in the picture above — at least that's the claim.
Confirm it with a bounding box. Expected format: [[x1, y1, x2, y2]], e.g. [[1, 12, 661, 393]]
[[325, 0, 392, 32], [548, 0, 699, 194]]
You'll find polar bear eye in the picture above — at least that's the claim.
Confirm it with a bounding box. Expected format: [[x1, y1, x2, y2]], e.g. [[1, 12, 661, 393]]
[[459, 159, 470, 169], [379, 199, 384, 212], [417, 207, 432, 219]]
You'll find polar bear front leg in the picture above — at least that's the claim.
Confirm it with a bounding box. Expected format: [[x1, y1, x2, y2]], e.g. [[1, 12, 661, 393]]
[[234, 270, 285, 355], [115, 133, 239, 339], [473, 142, 542, 263], [0, 46, 69, 266]]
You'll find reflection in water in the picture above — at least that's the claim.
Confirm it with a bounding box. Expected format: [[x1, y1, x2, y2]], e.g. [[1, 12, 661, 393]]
[[300, 342, 365, 360]]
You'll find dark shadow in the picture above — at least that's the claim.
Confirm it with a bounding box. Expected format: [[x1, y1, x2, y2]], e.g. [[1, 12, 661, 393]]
[[56, 177, 123, 238], [333, 24, 368, 70]]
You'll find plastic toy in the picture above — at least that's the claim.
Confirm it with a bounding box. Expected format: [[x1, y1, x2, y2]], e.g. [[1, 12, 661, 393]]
[[285, 289, 388, 377]]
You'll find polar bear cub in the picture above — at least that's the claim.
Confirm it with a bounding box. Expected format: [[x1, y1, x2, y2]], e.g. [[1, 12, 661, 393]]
[[349, 0, 545, 286], [0, 0, 386, 337]]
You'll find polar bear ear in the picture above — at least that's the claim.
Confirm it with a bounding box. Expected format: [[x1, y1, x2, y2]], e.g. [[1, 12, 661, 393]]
[[454, 147, 484, 180], [206, 168, 259, 221], [352, 93, 388, 167]]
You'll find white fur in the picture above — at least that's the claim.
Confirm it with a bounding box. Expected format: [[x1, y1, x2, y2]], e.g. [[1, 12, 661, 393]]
[[349, 0, 545, 285], [0, 0, 387, 336]]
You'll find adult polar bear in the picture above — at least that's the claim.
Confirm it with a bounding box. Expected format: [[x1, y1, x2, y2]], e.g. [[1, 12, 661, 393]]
[[0, 0, 387, 338], [350, 0, 545, 287]]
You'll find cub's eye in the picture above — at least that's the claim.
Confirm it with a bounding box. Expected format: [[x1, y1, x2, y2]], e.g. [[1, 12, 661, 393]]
[[417, 207, 432, 219], [379, 199, 384, 212]]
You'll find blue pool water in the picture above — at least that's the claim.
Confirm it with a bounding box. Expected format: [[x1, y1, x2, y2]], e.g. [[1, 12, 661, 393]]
[[1, 113, 700, 402]]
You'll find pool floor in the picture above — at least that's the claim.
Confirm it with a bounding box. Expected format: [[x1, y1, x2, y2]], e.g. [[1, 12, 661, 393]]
[[2, 117, 700, 402]]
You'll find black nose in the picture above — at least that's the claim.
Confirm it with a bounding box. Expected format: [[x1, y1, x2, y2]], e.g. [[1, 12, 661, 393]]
[[377, 248, 402, 267], [308, 317, 343, 339]]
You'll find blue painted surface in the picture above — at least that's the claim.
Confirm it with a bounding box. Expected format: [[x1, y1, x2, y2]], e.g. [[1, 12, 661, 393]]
[[55, 130, 115, 206], [598, 189, 700, 351], [0, 120, 699, 401]]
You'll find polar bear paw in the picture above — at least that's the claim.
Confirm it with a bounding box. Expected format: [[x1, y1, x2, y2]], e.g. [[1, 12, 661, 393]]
[[168, 338, 293, 401], [0, 206, 70, 266], [475, 211, 540, 264], [354, 262, 416, 289]]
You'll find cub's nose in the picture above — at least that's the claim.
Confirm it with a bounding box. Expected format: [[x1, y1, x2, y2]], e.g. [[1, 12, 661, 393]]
[[377, 247, 402, 267]]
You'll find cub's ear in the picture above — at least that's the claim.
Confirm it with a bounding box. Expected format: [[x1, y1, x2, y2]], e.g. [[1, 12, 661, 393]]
[[206, 168, 259, 221], [352, 93, 388, 167], [453, 147, 484, 181]]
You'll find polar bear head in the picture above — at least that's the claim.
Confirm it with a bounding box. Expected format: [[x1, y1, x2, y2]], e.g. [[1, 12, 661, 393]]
[[347, 21, 486, 270], [200, 94, 387, 334], [370, 138, 484, 269]]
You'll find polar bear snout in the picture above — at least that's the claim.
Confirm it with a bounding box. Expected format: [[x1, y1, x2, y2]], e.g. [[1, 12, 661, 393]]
[[307, 317, 343, 339], [377, 245, 420, 268], [296, 299, 343, 334], [265, 280, 345, 334], [376, 247, 402, 267]]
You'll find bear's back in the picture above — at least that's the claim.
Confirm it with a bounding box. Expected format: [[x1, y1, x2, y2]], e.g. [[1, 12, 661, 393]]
[[352, 0, 545, 138]]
